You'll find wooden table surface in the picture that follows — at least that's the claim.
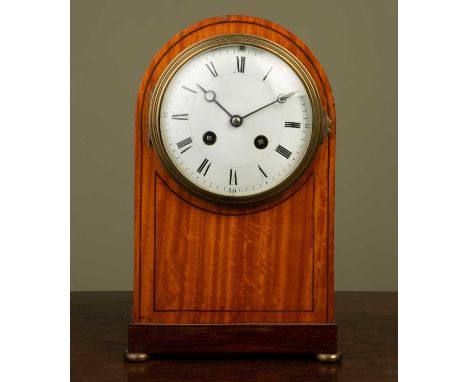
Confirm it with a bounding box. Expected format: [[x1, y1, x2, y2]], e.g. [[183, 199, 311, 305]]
[[71, 292, 397, 382]]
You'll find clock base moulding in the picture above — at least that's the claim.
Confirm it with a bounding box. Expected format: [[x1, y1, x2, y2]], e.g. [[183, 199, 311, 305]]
[[125, 323, 340, 361], [127, 15, 339, 362]]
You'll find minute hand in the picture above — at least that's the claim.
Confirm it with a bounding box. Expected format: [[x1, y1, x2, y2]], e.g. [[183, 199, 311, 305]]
[[242, 91, 296, 119]]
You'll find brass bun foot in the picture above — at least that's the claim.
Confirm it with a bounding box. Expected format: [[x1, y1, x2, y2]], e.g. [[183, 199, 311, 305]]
[[314, 352, 342, 363], [124, 351, 150, 362]]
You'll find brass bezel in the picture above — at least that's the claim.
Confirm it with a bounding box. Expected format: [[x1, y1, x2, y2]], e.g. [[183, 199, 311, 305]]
[[149, 34, 325, 206]]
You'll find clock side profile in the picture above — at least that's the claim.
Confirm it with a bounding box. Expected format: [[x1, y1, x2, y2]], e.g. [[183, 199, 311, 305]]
[[127, 15, 339, 361]]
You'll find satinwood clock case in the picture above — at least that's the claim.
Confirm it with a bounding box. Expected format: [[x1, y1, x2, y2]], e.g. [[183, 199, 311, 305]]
[[127, 15, 338, 360]]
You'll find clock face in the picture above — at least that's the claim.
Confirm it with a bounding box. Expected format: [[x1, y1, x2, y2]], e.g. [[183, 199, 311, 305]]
[[154, 42, 320, 201]]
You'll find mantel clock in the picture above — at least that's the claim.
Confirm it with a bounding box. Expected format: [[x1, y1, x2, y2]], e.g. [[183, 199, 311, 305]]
[[126, 15, 340, 362]]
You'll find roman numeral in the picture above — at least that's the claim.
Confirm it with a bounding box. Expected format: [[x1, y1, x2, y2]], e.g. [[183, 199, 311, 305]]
[[258, 165, 268, 178], [205, 61, 218, 77], [236, 56, 246, 73], [172, 113, 188, 120], [182, 86, 197, 94], [285, 121, 301, 128], [229, 169, 238, 185], [275, 145, 292, 159], [176, 137, 192, 153], [197, 159, 212, 176], [262, 67, 273, 81]]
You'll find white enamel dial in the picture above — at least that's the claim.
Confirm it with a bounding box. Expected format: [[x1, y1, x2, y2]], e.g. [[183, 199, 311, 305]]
[[158, 43, 315, 198]]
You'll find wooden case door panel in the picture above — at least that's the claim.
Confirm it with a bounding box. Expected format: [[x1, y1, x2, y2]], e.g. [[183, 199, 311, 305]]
[[154, 174, 314, 313]]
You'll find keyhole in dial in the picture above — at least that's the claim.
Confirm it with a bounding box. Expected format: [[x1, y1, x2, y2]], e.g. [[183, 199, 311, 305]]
[[254, 135, 268, 149], [203, 131, 217, 145]]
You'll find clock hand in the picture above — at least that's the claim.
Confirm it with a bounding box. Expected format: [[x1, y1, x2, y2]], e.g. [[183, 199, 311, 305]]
[[279, 90, 297, 102], [242, 91, 297, 119], [196, 84, 233, 118]]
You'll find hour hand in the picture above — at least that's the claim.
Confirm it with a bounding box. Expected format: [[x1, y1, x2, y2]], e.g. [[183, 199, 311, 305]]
[[197, 83, 208, 94], [196, 84, 232, 118]]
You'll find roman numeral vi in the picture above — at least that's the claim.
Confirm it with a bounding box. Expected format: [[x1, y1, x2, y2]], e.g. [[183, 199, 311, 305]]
[[229, 169, 238, 185]]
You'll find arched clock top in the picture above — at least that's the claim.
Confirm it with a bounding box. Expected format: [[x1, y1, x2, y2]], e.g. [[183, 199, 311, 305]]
[[136, 16, 335, 214]]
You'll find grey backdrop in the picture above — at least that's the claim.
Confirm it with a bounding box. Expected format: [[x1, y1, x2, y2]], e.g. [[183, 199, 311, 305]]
[[71, 0, 397, 291]]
